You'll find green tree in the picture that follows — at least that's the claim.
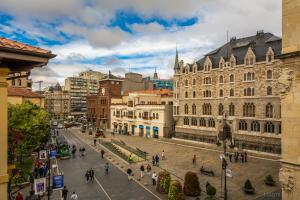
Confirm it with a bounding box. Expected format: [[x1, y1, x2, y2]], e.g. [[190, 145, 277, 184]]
[[8, 101, 50, 163]]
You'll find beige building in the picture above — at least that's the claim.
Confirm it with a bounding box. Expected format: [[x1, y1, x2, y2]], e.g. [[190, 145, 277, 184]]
[[7, 87, 44, 107], [173, 31, 282, 154], [44, 83, 71, 119], [122, 72, 153, 94], [64, 70, 105, 118], [7, 71, 32, 88], [110, 89, 174, 138]]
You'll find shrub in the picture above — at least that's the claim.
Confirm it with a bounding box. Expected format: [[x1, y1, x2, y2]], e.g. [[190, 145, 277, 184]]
[[168, 180, 184, 200], [243, 179, 255, 194], [206, 184, 216, 197], [264, 175, 275, 186], [157, 171, 171, 194], [183, 171, 201, 197]]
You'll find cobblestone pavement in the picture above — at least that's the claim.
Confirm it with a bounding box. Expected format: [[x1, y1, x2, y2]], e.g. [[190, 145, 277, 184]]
[[71, 128, 281, 200]]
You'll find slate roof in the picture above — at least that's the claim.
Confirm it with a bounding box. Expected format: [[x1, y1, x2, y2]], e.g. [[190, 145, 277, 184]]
[[0, 37, 55, 57], [8, 87, 44, 98], [195, 32, 282, 70]]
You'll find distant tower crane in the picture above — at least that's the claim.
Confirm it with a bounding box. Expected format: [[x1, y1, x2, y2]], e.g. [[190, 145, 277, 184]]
[[34, 80, 43, 91]]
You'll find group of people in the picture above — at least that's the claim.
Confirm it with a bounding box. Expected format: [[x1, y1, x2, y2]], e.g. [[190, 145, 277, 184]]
[[62, 186, 78, 200], [139, 163, 152, 178], [33, 160, 48, 179], [228, 151, 248, 163], [85, 168, 95, 182]]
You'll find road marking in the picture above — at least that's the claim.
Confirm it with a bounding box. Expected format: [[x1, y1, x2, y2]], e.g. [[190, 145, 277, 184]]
[[94, 177, 112, 200], [70, 131, 162, 200]]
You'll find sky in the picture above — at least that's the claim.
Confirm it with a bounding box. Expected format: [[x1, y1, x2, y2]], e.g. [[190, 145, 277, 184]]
[[0, 0, 282, 90]]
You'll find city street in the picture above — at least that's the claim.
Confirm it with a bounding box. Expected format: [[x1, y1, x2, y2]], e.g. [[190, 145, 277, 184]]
[[58, 129, 159, 200]]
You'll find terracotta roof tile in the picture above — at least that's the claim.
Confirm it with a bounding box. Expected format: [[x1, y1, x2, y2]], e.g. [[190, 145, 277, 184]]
[[8, 87, 44, 98], [0, 37, 52, 54]]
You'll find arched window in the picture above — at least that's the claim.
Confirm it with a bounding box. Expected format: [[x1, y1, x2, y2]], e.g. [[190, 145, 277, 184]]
[[156, 113, 159, 119], [185, 79, 188, 86], [247, 88, 251, 96], [191, 118, 197, 126], [243, 103, 255, 117], [218, 103, 224, 115], [219, 76, 224, 84], [203, 103, 212, 115], [267, 70, 273, 80], [203, 90, 211, 98], [251, 121, 260, 132], [246, 58, 249, 65], [199, 118, 206, 127], [18, 79, 22, 86], [219, 89, 223, 97], [204, 77, 211, 85], [250, 57, 254, 65], [185, 91, 188, 98], [229, 103, 235, 116], [266, 103, 273, 118], [267, 86, 272, 96], [239, 120, 248, 130], [193, 91, 196, 98], [184, 117, 190, 125], [193, 79, 196, 85], [265, 122, 275, 133], [230, 74, 234, 82], [230, 89, 234, 97], [208, 118, 215, 127], [268, 55, 272, 62], [184, 104, 189, 114], [192, 104, 196, 115], [153, 113, 155, 119]]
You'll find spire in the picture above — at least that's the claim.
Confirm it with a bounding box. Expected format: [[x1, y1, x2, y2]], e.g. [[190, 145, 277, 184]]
[[153, 67, 158, 79], [174, 47, 180, 70]]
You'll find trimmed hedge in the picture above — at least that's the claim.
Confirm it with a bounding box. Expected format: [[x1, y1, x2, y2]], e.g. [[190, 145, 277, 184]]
[[183, 171, 201, 197], [168, 180, 184, 200], [205, 182, 216, 200], [157, 171, 171, 194]]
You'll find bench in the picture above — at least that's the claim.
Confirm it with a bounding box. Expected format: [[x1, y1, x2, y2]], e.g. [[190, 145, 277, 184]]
[[200, 167, 215, 177]]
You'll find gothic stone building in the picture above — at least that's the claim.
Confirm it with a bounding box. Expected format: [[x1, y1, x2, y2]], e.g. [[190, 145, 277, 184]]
[[173, 31, 282, 154]]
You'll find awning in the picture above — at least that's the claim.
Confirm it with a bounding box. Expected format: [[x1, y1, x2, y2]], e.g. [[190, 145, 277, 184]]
[[139, 125, 144, 128], [153, 126, 159, 131], [146, 126, 150, 130]]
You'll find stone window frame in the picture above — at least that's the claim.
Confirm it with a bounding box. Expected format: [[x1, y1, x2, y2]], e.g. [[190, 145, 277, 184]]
[[183, 117, 190, 125], [202, 103, 212, 115], [192, 104, 197, 115], [229, 74, 234, 83], [204, 77, 212, 85], [191, 118, 197, 126], [266, 69, 273, 80], [243, 103, 255, 117], [208, 118, 215, 127], [251, 121, 260, 132], [199, 118, 206, 127], [267, 86, 273, 96], [193, 78, 196, 86], [219, 75, 224, 84], [203, 90, 212, 98], [219, 89, 224, 97], [239, 120, 248, 130], [193, 91, 196, 98], [218, 103, 224, 116], [264, 121, 275, 133], [229, 103, 235, 116], [185, 91, 188, 98], [266, 103, 274, 118], [184, 104, 189, 114], [266, 47, 274, 63], [230, 89, 234, 97]]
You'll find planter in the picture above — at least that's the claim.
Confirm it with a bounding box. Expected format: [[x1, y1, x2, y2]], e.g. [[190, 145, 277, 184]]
[[264, 180, 276, 186], [243, 187, 255, 194]]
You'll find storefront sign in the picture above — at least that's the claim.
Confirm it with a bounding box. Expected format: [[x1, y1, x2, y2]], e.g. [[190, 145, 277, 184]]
[[50, 149, 57, 159], [39, 150, 47, 160], [34, 178, 46, 195], [52, 175, 64, 190]]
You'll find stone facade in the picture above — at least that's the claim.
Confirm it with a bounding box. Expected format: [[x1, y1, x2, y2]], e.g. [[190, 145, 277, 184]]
[[122, 72, 153, 94], [173, 33, 282, 154], [110, 90, 174, 138], [7, 71, 32, 88], [280, 1, 300, 199], [44, 83, 71, 119]]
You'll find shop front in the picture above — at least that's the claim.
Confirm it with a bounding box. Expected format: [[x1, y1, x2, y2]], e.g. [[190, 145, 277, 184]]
[[146, 126, 151, 138], [131, 125, 136, 135], [118, 123, 122, 134], [153, 126, 159, 138], [124, 123, 128, 135], [139, 125, 144, 137]]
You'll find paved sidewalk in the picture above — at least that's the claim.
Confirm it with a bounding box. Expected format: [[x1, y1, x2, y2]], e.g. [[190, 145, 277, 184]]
[[72, 128, 281, 200]]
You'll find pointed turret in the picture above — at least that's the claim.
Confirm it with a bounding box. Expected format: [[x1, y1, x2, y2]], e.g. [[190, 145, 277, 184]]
[[153, 67, 158, 79], [174, 48, 180, 71]]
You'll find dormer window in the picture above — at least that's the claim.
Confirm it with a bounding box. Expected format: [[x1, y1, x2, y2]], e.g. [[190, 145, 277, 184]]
[[266, 47, 274, 63], [267, 70, 273, 80], [245, 47, 256, 66]]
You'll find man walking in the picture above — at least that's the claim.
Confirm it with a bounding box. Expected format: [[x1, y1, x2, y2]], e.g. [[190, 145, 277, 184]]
[[62, 186, 68, 200], [100, 149, 105, 159], [85, 170, 90, 183], [89, 168, 94, 181], [140, 164, 145, 178], [70, 192, 78, 200], [192, 155, 196, 165], [127, 168, 133, 181], [105, 163, 109, 175], [94, 138, 97, 146], [152, 172, 157, 186]]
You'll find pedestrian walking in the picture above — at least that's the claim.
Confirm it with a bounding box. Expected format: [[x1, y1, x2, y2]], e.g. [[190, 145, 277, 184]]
[[105, 163, 109, 175], [127, 168, 133, 181], [85, 170, 90, 183], [70, 192, 78, 200], [229, 153, 232, 162], [152, 172, 157, 186], [140, 164, 145, 178], [241, 152, 244, 163], [100, 149, 105, 159], [62, 186, 68, 200], [146, 164, 151, 175], [192, 154, 196, 165], [89, 168, 94, 181], [161, 150, 165, 160], [82, 147, 86, 157], [94, 138, 97, 146], [15, 192, 24, 200], [152, 155, 155, 166], [155, 154, 160, 166]]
